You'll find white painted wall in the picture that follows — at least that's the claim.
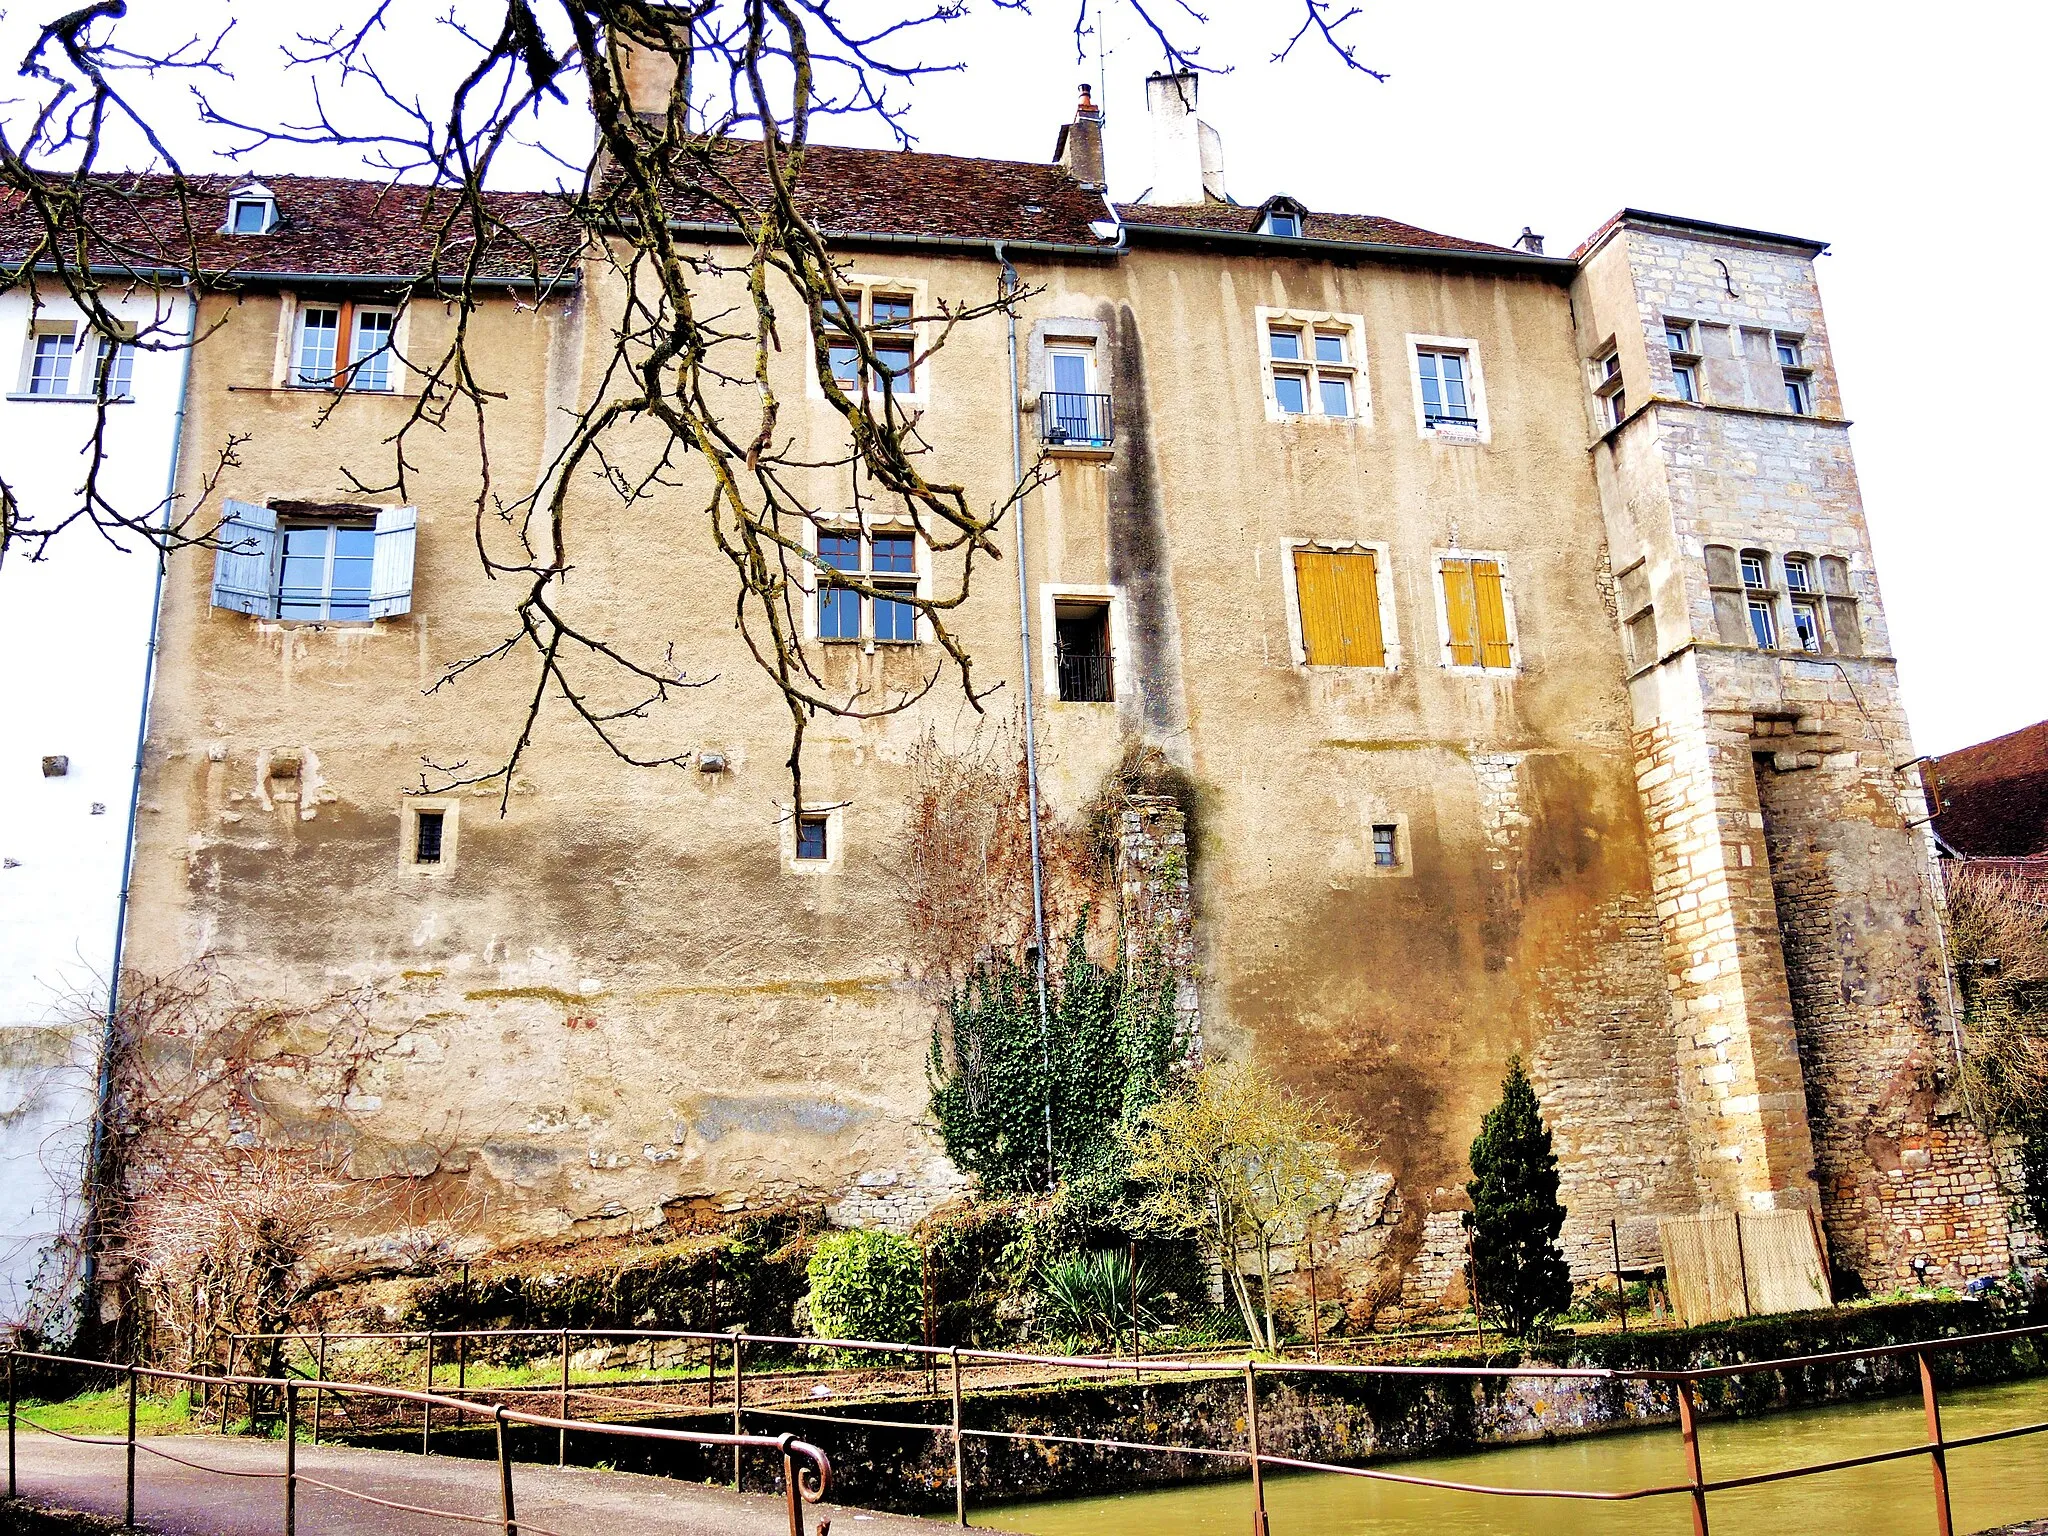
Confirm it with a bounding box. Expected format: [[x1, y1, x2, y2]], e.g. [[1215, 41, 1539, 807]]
[[0, 285, 190, 1333]]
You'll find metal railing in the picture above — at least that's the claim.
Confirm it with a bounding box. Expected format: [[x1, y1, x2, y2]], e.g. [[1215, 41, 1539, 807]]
[[1055, 648, 1112, 702], [4, 1346, 831, 1536], [1425, 408, 1480, 429], [135, 1316, 2048, 1534], [1038, 390, 1112, 449]]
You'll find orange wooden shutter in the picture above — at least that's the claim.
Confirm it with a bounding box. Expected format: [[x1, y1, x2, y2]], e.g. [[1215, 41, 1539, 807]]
[[1440, 558, 1478, 666], [1472, 559, 1513, 668], [1294, 549, 1384, 667]]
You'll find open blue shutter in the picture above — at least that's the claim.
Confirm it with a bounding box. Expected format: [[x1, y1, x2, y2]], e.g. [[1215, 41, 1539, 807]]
[[210, 500, 279, 615], [368, 506, 418, 618]]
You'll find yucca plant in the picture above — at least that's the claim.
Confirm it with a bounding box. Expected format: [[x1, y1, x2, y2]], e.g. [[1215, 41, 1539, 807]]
[[1037, 1248, 1164, 1345]]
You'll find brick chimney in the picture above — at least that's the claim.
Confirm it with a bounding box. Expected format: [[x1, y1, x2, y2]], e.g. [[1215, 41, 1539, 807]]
[[1144, 70, 1226, 204], [613, 35, 677, 118], [1055, 83, 1106, 189]]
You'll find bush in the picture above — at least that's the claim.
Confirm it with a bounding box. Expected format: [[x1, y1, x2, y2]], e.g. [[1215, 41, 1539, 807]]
[[1037, 1248, 1163, 1345], [804, 1230, 924, 1345]]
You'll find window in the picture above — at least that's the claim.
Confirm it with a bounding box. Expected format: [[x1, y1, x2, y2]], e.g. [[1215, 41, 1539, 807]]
[[1740, 552, 1770, 591], [1372, 824, 1400, 868], [1266, 211, 1300, 237], [1666, 321, 1699, 403], [1748, 595, 1779, 649], [209, 500, 418, 620], [1783, 555, 1813, 594], [1594, 348, 1626, 427], [794, 814, 829, 862], [1043, 343, 1110, 447], [1054, 600, 1113, 702], [279, 522, 377, 621], [822, 288, 918, 394], [1262, 311, 1362, 421], [414, 810, 446, 864], [1293, 547, 1386, 667], [292, 301, 399, 391], [93, 335, 135, 400], [232, 200, 268, 235], [224, 183, 277, 235], [1789, 597, 1824, 653], [1438, 556, 1514, 670], [27, 327, 76, 395], [814, 526, 920, 643], [1777, 336, 1812, 415], [1416, 347, 1477, 428]]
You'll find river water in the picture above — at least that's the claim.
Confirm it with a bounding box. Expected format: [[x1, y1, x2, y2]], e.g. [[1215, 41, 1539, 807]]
[[978, 1375, 2048, 1536]]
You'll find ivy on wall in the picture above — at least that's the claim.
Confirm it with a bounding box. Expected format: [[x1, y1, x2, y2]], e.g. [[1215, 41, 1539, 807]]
[[926, 921, 1179, 1197]]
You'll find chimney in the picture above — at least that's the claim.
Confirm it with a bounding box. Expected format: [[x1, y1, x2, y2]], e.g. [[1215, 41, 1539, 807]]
[[1514, 227, 1546, 255], [1145, 70, 1226, 204], [1055, 83, 1106, 189], [613, 35, 678, 118]]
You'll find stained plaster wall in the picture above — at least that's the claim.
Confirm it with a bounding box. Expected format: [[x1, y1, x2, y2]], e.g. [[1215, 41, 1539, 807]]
[[116, 232, 1708, 1307], [1574, 221, 2009, 1288]]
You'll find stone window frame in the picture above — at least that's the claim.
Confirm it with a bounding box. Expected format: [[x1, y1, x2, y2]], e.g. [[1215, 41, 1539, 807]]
[[1026, 315, 1114, 458], [1255, 305, 1369, 426], [1702, 541, 1863, 658], [1406, 332, 1491, 443], [1037, 582, 1127, 704], [1364, 811, 1413, 879], [1662, 316, 1702, 403], [782, 802, 845, 872], [801, 513, 931, 648], [1277, 536, 1401, 671], [271, 291, 414, 394], [400, 797, 459, 873], [807, 273, 933, 408], [1430, 546, 1521, 673], [1590, 342, 1626, 429]]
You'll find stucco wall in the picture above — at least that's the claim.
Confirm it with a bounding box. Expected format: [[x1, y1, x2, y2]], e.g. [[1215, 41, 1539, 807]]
[[0, 286, 191, 1327]]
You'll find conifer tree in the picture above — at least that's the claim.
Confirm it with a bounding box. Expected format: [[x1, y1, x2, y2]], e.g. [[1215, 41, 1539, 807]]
[[1465, 1056, 1572, 1335]]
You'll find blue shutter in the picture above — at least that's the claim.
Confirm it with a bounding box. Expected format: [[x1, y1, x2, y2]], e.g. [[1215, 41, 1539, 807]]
[[368, 506, 418, 618], [209, 500, 278, 615]]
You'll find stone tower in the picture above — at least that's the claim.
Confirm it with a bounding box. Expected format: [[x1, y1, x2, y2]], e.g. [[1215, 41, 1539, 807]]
[[1572, 211, 2010, 1290]]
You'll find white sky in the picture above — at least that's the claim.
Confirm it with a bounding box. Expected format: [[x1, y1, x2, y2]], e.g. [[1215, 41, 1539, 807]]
[[8, 1, 2038, 753]]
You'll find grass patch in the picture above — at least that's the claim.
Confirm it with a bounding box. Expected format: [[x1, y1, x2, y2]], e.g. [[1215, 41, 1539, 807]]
[[15, 1389, 197, 1440]]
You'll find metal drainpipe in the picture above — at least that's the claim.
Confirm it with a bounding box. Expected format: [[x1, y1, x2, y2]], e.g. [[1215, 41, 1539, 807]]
[[80, 279, 197, 1321], [994, 241, 1056, 1184]]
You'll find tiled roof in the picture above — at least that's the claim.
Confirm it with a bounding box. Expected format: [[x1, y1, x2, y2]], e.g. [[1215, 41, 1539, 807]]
[[1934, 719, 2048, 858], [0, 174, 581, 285], [1113, 199, 1515, 255], [645, 139, 1111, 247]]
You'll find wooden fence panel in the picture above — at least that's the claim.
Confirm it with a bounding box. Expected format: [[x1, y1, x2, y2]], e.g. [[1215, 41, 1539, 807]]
[[1658, 1210, 1829, 1326]]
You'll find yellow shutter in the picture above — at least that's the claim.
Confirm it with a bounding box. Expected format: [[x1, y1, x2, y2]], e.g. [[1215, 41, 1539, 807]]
[[1294, 549, 1385, 667], [1472, 559, 1514, 669], [1440, 558, 1478, 667]]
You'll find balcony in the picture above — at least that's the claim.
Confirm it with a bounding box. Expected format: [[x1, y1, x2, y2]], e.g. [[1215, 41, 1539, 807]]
[[1039, 391, 1113, 451], [1056, 648, 1114, 703]]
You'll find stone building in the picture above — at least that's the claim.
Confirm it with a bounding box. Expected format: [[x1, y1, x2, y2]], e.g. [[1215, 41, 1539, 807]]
[[10, 69, 2020, 1321]]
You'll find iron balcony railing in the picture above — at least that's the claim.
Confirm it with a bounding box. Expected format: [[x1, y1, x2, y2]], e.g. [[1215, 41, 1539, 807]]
[[1056, 648, 1114, 703], [1425, 408, 1480, 429], [1039, 390, 1113, 449]]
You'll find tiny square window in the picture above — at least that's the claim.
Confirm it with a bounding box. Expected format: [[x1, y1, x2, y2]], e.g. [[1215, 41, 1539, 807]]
[[1776, 339, 1802, 369], [1665, 323, 1694, 354], [27, 328, 76, 395], [1372, 824, 1399, 868], [795, 814, 829, 861], [869, 294, 913, 327], [1269, 327, 1303, 362], [1784, 556, 1813, 593], [1740, 553, 1769, 590], [232, 200, 269, 235], [1314, 333, 1346, 364], [414, 809, 446, 864], [1273, 372, 1308, 415], [1266, 211, 1300, 238]]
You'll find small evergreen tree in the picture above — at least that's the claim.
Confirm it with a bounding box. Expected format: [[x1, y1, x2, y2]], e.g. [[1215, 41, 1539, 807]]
[[1465, 1056, 1571, 1335]]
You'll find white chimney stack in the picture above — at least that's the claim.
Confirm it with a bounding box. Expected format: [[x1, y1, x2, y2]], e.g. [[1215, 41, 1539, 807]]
[[1145, 71, 1225, 204]]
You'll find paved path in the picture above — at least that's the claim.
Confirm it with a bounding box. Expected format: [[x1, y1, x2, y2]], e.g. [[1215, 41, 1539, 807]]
[[7, 1429, 939, 1535]]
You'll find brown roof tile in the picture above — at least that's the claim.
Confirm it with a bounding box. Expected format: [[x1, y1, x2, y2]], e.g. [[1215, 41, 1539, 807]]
[[1113, 199, 1514, 255], [0, 173, 581, 286], [1934, 719, 2048, 858]]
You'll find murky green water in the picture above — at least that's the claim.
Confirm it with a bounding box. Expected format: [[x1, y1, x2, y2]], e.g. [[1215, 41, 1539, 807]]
[[978, 1376, 2048, 1536]]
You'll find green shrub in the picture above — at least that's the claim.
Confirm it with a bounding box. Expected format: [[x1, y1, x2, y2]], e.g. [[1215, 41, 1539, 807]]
[[1037, 1248, 1163, 1345], [804, 1230, 924, 1345]]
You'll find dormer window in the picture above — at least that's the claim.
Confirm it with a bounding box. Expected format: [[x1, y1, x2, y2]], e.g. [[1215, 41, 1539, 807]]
[[224, 182, 277, 236], [1259, 198, 1306, 239]]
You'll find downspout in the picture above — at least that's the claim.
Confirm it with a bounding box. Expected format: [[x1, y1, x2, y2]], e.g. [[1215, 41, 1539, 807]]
[[79, 279, 196, 1330], [994, 241, 1056, 1186]]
